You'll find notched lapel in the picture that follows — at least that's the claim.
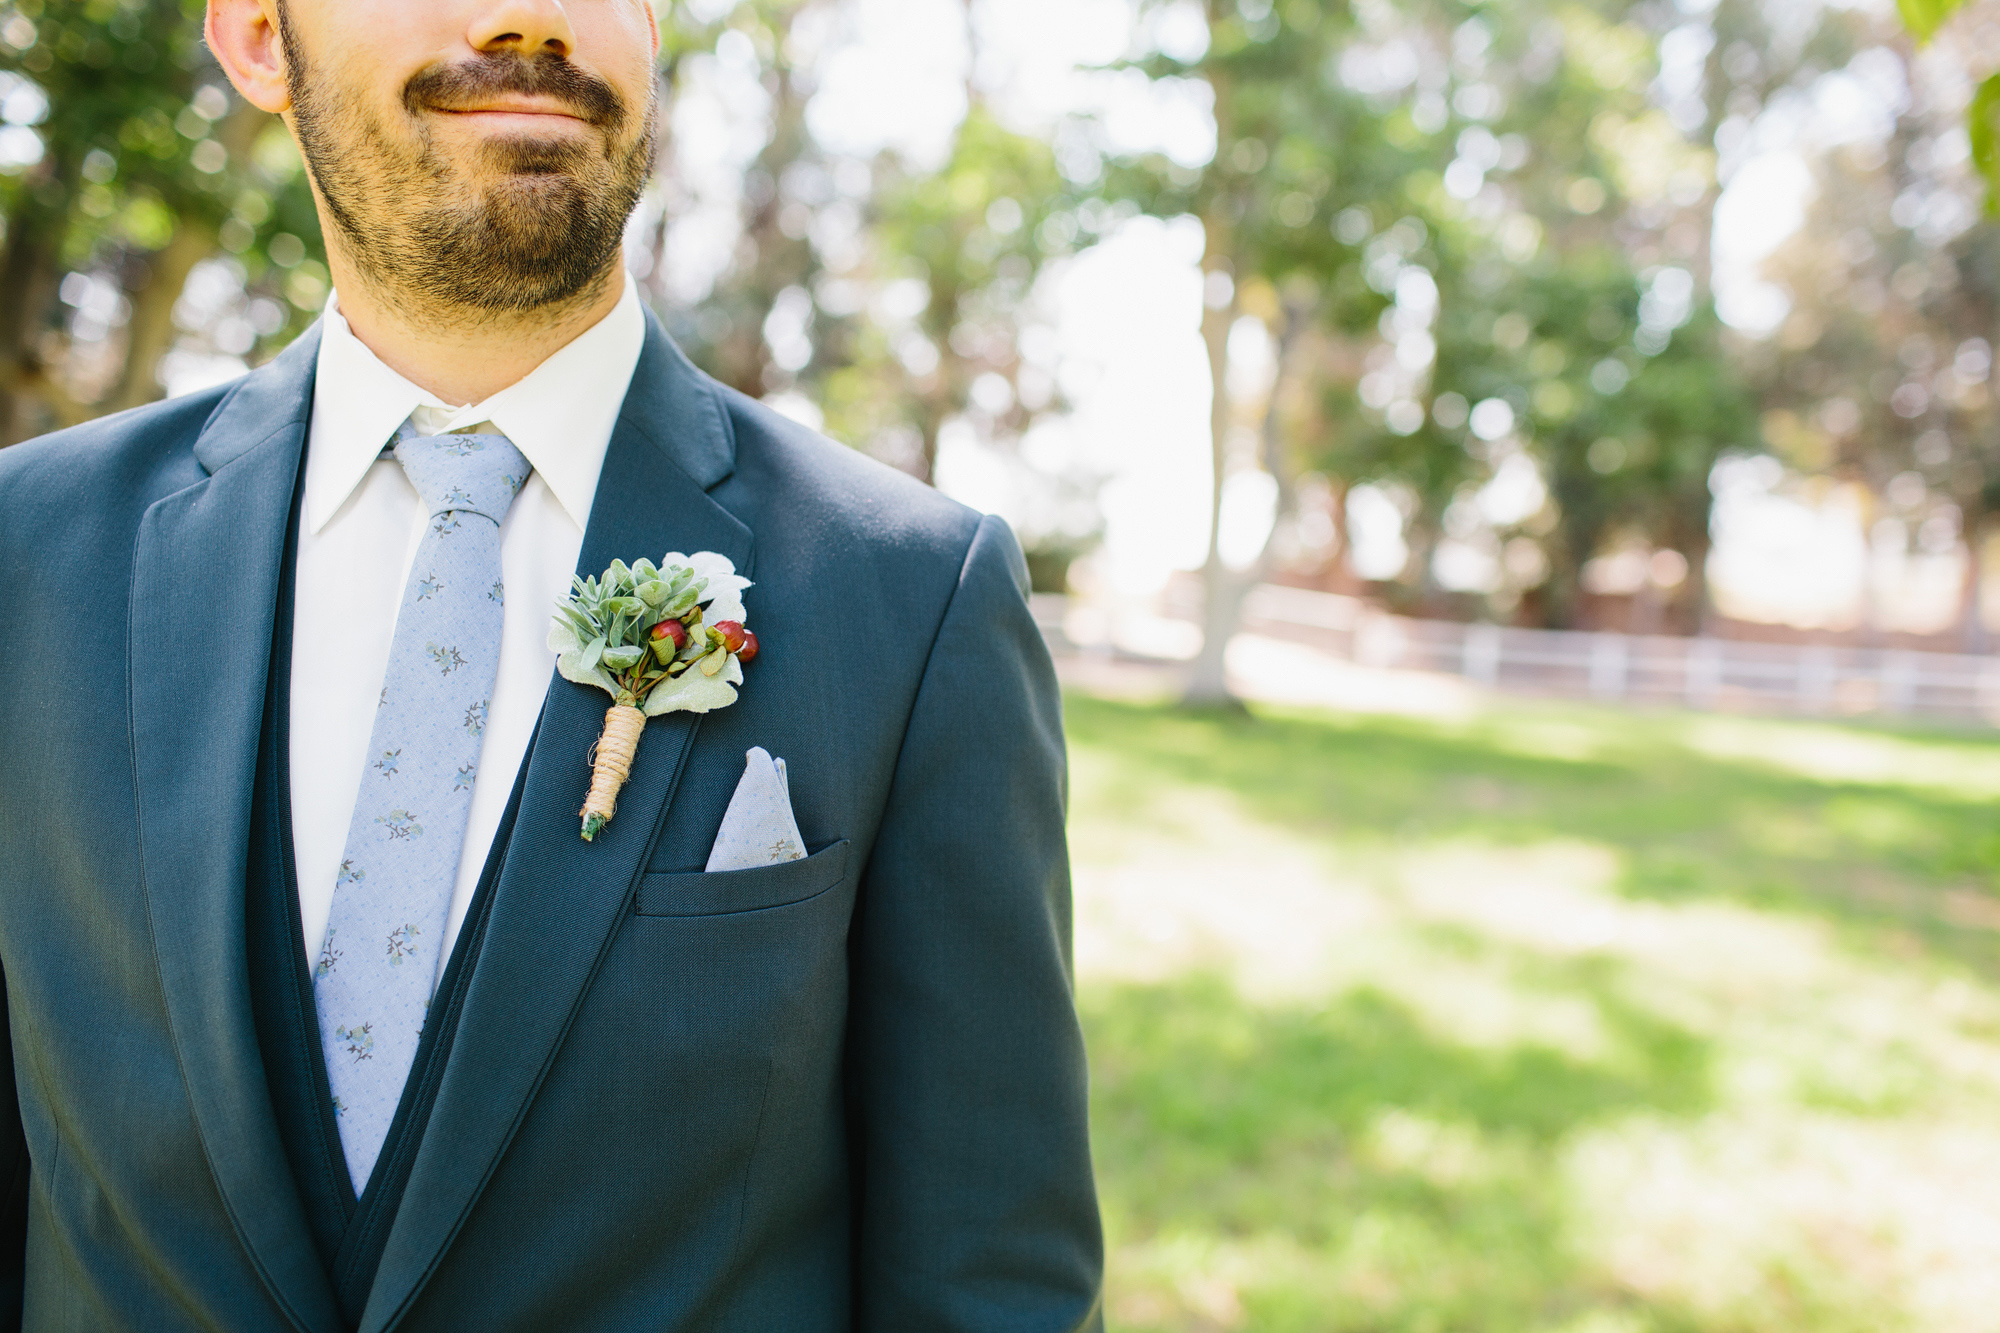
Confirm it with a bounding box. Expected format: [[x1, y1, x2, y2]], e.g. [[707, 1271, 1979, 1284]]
[[131, 331, 344, 1333], [361, 318, 753, 1333]]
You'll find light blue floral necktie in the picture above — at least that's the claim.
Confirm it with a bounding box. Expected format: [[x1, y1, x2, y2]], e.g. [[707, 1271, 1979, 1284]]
[[313, 421, 529, 1195]]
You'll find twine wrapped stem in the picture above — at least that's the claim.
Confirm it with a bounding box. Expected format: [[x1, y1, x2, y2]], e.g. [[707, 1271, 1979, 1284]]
[[579, 703, 647, 840]]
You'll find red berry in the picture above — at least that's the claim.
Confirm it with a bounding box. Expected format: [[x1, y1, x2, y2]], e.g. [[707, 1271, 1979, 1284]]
[[736, 628, 759, 664], [712, 620, 748, 654], [649, 618, 688, 650]]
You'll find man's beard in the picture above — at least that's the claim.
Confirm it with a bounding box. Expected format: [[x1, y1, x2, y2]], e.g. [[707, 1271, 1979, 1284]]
[[278, 13, 655, 319]]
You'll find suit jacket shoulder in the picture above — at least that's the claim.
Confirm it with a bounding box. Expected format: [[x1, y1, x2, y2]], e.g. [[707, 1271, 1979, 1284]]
[[0, 389, 227, 558]]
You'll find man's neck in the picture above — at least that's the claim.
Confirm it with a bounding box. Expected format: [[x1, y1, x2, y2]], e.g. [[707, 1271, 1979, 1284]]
[[326, 244, 629, 408]]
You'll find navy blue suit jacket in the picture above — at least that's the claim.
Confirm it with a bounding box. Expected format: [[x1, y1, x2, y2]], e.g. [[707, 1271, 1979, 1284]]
[[0, 314, 1102, 1331]]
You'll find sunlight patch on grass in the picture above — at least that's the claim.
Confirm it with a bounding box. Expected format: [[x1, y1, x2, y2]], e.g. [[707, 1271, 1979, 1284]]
[[1570, 1112, 2000, 1330], [1396, 839, 1627, 955], [1068, 773, 1384, 1002], [1479, 714, 1630, 763], [1678, 714, 2000, 799]]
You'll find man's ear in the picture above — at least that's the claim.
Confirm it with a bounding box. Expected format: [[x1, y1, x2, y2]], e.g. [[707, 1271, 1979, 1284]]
[[206, 0, 292, 114]]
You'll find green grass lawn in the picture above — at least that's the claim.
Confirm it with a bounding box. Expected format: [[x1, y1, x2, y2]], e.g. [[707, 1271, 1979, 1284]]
[[1064, 691, 2000, 1332]]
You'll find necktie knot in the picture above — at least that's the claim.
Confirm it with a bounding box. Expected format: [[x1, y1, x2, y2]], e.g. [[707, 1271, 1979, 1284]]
[[394, 427, 530, 526]]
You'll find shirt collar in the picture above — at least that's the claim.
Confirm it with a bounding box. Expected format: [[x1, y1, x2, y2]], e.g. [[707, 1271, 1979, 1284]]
[[303, 273, 646, 535]]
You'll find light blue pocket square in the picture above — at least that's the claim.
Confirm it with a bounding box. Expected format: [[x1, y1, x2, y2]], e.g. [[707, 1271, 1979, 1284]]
[[705, 746, 806, 871]]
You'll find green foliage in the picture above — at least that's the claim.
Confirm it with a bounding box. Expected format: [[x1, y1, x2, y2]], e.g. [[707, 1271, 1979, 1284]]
[[0, 0, 322, 274], [1973, 72, 2000, 218], [0, 0, 326, 439], [3, 0, 1980, 647], [557, 558, 723, 704], [1104, 0, 1759, 627], [659, 0, 823, 400], [1895, 0, 2000, 213], [1431, 251, 1752, 625], [820, 105, 1084, 478], [1897, 0, 1967, 44], [657, 1, 1090, 499], [1750, 16, 2000, 643]]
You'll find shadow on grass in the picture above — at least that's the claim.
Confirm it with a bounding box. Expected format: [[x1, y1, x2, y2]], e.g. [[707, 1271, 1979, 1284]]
[[1064, 692, 2000, 980], [1087, 973, 1901, 1333], [1091, 966, 1711, 1170]]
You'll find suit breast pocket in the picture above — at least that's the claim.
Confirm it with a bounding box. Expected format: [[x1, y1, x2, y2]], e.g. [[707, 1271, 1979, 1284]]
[[635, 839, 851, 917]]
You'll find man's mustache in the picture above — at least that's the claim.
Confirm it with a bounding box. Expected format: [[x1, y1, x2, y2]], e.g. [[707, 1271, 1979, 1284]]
[[405, 53, 625, 130]]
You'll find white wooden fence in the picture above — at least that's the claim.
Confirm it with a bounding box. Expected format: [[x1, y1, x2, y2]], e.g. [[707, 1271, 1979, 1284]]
[[1244, 585, 2000, 722], [1046, 584, 2000, 724]]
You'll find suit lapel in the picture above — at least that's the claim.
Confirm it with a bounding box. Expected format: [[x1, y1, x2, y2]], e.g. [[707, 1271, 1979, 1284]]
[[360, 316, 751, 1333], [131, 329, 345, 1333]]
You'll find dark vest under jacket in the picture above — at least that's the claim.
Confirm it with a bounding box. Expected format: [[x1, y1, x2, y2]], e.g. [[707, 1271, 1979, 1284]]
[[243, 464, 531, 1328]]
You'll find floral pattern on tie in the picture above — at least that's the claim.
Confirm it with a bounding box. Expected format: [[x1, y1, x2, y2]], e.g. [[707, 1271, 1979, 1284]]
[[313, 421, 529, 1195]]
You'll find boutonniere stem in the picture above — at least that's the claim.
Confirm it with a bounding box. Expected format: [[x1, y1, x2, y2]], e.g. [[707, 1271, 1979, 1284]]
[[582, 704, 647, 837], [549, 552, 757, 840]]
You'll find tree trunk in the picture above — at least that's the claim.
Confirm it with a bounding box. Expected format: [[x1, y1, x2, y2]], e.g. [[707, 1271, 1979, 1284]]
[[911, 276, 967, 487], [913, 389, 947, 487], [0, 157, 76, 446], [1960, 514, 1990, 655], [1324, 474, 1353, 590], [1534, 513, 1592, 630], [1185, 277, 1317, 707], [101, 105, 268, 413], [641, 64, 681, 312], [1683, 528, 1716, 638], [103, 222, 212, 414], [1401, 514, 1440, 612], [709, 21, 815, 400], [1183, 240, 1240, 706]]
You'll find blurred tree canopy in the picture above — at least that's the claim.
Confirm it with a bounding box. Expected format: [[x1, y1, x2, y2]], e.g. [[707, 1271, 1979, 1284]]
[[3, 0, 1996, 660], [0, 0, 323, 442]]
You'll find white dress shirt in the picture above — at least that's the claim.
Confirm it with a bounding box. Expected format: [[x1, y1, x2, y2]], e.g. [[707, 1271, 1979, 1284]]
[[289, 276, 646, 977]]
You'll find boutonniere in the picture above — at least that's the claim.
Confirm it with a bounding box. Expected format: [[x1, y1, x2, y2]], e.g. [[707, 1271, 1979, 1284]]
[[548, 551, 758, 840]]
